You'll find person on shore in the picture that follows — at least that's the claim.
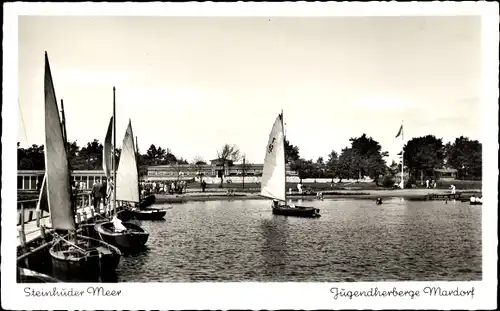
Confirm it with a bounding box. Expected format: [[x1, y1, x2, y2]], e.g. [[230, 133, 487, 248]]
[[91, 180, 103, 210], [71, 181, 78, 213], [297, 183, 303, 194], [201, 180, 207, 192], [425, 179, 430, 188], [101, 178, 108, 205], [450, 184, 456, 195]]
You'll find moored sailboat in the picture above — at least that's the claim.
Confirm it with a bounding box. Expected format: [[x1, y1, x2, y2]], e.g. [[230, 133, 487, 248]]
[[94, 88, 149, 251], [117, 135, 166, 221], [43, 52, 121, 282], [260, 112, 320, 218]]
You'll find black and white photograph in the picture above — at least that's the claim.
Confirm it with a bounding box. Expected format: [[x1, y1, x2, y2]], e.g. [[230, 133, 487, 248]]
[[2, 2, 498, 310]]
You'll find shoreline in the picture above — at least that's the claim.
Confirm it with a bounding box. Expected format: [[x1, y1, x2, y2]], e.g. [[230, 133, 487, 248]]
[[154, 188, 481, 204]]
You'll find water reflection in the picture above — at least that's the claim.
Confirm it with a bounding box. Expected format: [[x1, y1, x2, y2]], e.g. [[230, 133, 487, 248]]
[[260, 217, 290, 280], [22, 198, 482, 282]]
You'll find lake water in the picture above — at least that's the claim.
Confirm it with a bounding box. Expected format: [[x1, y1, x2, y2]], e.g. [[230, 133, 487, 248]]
[[114, 198, 482, 282]]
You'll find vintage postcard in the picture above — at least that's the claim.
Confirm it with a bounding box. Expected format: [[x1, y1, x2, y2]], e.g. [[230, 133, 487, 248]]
[[2, 2, 498, 310]]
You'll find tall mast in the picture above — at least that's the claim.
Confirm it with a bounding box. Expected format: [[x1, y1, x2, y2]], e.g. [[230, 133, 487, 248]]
[[112, 87, 117, 216], [281, 109, 286, 202], [60, 99, 67, 148], [135, 135, 140, 178]]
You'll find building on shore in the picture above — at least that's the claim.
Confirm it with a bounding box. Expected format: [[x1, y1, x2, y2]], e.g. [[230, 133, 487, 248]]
[[17, 159, 299, 190], [145, 158, 298, 181], [18, 170, 107, 191]]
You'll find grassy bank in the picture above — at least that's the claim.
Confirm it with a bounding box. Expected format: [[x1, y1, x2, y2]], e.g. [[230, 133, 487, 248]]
[[153, 188, 481, 204], [184, 179, 482, 191]]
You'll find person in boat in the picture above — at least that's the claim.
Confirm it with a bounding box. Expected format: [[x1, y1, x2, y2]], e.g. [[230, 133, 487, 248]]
[[376, 197, 383, 205], [272, 199, 279, 208], [470, 195, 476, 203]]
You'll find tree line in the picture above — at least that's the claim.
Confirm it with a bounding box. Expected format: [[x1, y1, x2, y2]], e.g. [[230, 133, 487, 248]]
[[17, 140, 190, 177], [18, 134, 482, 186], [284, 134, 482, 186]]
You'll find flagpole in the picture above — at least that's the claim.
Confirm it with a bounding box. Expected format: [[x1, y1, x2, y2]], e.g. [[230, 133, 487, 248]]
[[401, 120, 404, 189]]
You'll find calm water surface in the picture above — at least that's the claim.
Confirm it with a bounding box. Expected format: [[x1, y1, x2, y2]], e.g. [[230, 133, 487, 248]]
[[115, 198, 481, 282]]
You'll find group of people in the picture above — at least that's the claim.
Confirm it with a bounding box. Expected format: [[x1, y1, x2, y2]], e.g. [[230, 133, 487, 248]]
[[89, 179, 109, 210], [139, 180, 188, 196], [425, 179, 437, 188]]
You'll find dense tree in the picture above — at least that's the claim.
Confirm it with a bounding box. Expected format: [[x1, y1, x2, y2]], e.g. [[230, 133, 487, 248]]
[[348, 134, 388, 185], [403, 135, 445, 183], [78, 139, 104, 170], [284, 139, 300, 164], [325, 150, 339, 179], [18, 144, 45, 170], [444, 136, 482, 179], [337, 147, 361, 181], [291, 159, 317, 182]]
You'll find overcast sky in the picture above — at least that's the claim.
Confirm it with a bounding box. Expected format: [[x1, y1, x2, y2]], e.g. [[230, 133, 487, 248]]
[[18, 15, 481, 164]]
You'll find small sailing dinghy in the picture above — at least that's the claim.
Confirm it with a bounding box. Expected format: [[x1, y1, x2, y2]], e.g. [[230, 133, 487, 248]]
[[117, 135, 166, 221], [42, 52, 121, 282], [469, 195, 483, 205], [95, 95, 149, 251], [260, 112, 320, 218]]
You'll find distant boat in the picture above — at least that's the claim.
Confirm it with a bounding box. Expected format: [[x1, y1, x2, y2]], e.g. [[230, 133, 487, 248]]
[[469, 195, 483, 205], [94, 94, 149, 251], [260, 112, 320, 218], [42, 52, 121, 281]]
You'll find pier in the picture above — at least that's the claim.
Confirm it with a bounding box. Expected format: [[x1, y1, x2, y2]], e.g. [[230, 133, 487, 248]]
[[16, 192, 123, 250]]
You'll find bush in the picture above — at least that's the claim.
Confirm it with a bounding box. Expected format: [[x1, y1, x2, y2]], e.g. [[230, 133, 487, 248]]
[[381, 174, 395, 187]]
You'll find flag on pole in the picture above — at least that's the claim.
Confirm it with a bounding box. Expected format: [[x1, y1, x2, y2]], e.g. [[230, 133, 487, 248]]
[[395, 124, 403, 138]]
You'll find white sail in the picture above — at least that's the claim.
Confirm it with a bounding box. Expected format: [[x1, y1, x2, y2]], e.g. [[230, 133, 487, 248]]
[[44, 52, 76, 231], [103, 116, 113, 178], [260, 114, 286, 202], [116, 120, 140, 203], [35, 174, 49, 213]]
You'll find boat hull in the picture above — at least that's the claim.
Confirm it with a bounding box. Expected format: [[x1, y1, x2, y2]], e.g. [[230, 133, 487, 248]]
[[49, 235, 121, 282], [118, 207, 166, 221], [272, 205, 321, 218], [94, 221, 149, 251], [469, 201, 483, 205], [17, 267, 61, 283]]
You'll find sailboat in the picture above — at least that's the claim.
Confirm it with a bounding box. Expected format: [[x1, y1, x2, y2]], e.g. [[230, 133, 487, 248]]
[[43, 52, 121, 282], [260, 112, 321, 218], [117, 135, 166, 221], [94, 88, 149, 251]]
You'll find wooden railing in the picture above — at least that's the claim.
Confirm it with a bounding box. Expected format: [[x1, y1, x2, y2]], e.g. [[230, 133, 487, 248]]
[[16, 191, 118, 248]]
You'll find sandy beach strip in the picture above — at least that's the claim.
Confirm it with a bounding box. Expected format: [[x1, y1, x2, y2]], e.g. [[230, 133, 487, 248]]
[[153, 188, 481, 204]]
